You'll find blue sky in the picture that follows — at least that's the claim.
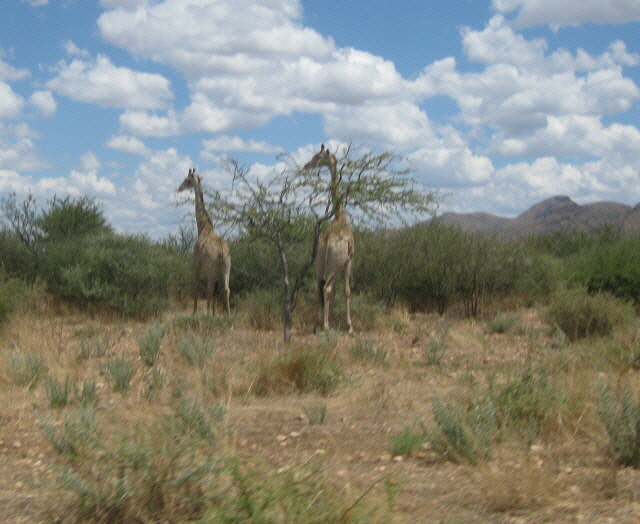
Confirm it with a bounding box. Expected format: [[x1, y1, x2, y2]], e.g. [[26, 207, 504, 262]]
[[1, 0, 639, 237]]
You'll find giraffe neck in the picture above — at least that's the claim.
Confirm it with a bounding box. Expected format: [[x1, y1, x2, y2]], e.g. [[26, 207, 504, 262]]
[[329, 164, 346, 221], [193, 180, 214, 235]]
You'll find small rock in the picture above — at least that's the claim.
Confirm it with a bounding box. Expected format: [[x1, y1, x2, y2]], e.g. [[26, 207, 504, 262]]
[[12, 441, 22, 449]]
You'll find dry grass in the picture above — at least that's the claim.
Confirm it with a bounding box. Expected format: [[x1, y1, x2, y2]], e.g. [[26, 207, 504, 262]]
[[1, 301, 640, 523]]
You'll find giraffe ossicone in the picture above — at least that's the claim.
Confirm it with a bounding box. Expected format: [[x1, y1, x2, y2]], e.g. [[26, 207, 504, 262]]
[[178, 168, 231, 316]]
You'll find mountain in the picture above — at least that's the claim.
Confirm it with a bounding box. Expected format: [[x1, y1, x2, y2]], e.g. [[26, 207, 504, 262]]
[[433, 196, 637, 238]]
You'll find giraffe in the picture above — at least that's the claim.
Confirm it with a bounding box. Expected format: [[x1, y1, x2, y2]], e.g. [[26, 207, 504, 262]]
[[304, 144, 354, 333], [178, 168, 231, 315]]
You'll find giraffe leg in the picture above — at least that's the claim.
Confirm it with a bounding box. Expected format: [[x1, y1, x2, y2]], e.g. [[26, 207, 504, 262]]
[[193, 260, 201, 314], [323, 274, 337, 331], [206, 273, 215, 316], [223, 256, 231, 315], [344, 260, 353, 333], [314, 280, 325, 334]]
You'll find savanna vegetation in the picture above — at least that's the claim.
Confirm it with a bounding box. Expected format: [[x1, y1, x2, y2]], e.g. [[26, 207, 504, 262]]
[[2, 181, 640, 522]]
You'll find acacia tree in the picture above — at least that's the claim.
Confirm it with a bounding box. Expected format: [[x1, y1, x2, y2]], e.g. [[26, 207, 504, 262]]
[[209, 145, 438, 343]]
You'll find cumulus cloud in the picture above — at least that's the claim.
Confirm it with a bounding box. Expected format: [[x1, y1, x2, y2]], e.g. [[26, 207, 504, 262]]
[[29, 90, 56, 117], [46, 55, 173, 110], [96, 0, 408, 137], [39, 152, 117, 197], [493, 0, 640, 29], [107, 134, 150, 156], [0, 83, 25, 119], [416, 15, 640, 153], [202, 135, 281, 154], [0, 56, 30, 82]]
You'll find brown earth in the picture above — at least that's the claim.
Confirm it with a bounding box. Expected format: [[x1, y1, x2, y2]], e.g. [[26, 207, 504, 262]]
[[1, 304, 640, 523]]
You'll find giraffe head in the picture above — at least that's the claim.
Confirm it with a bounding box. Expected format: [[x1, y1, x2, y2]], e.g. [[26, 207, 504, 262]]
[[303, 144, 337, 171], [178, 168, 200, 192]]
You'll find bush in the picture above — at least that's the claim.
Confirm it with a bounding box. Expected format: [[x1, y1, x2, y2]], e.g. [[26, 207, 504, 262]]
[[568, 235, 640, 305], [598, 380, 640, 467], [138, 320, 166, 366], [545, 288, 634, 342], [350, 338, 387, 364], [0, 272, 28, 323], [42, 403, 379, 523], [10, 351, 46, 389], [103, 356, 134, 394], [41, 233, 190, 317], [239, 288, 283, 330], [46, 376, 75, 408], [391, 425, 425, 457], [177, 335, 216, 367], [254, 346, 344, 396], [488, 366, 563, 442], [426, 397, 492, 464]]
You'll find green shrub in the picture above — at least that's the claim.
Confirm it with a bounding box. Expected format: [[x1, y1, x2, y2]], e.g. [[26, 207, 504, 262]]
[[598, 380, 640, 467], [545, 288, 634, 342], [138, 320, 166, 366], [303, 404, 327, 425], [39, 406, 98, 457], [0, 272, 28, 323], [350, 338, 387, 363], [487, 314, 520, 334], [174, 397, 226, 442], [42, 233, 189, 317], [46, 377, 75, 408], [171, 312, 235, 332], [10, 351, 46, 389], [391, 425, 425, 457], [77, 380, 99, 406], [254, 347, 344, 396], [569, 235, 640, 305], [427, 397, 491, 464], [76, 333, 110, 360], [103, 356, 134, 394], [177, 335, 215, 367], [239, 288, 282, 330], [423, 321, 449, 366], [488, 366, 563, 442]]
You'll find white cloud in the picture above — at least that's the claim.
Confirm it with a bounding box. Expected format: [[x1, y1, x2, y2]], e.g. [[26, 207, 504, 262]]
[[38, 152, 117, 197], [21, 0, 48, 7], [416, 16, 640, 150], [29, 90, 56, 117], [0, 82, 25, 119], [107, 134, 150, 156], [46, 55, 173, 110], [324, 101, 436, 149], [63, 40, 91, 58], [119, 109, 182, 137], [0, 56, 30, 82], [0, 135, 44, 172], [202, 135, 281, 154], [96, 0, 410, 137], [493, 0, 640, 28]]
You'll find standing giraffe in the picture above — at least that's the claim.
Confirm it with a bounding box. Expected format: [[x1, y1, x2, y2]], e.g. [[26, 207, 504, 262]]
[[178, 168, 231, 315], [304, 145, 354, 333]]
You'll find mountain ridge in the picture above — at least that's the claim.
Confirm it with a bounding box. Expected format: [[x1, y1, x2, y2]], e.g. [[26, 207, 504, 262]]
[[435, 196, 639, 238]]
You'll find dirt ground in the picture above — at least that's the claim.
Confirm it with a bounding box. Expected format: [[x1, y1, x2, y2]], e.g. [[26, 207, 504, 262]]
[[1, 306, 640, 523]]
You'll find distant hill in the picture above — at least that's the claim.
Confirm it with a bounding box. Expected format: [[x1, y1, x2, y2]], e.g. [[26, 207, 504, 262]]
[[434, 196, 638, 238]]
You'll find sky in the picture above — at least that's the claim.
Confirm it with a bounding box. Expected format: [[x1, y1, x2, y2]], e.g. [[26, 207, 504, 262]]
[[1, 0, 639, 238]]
